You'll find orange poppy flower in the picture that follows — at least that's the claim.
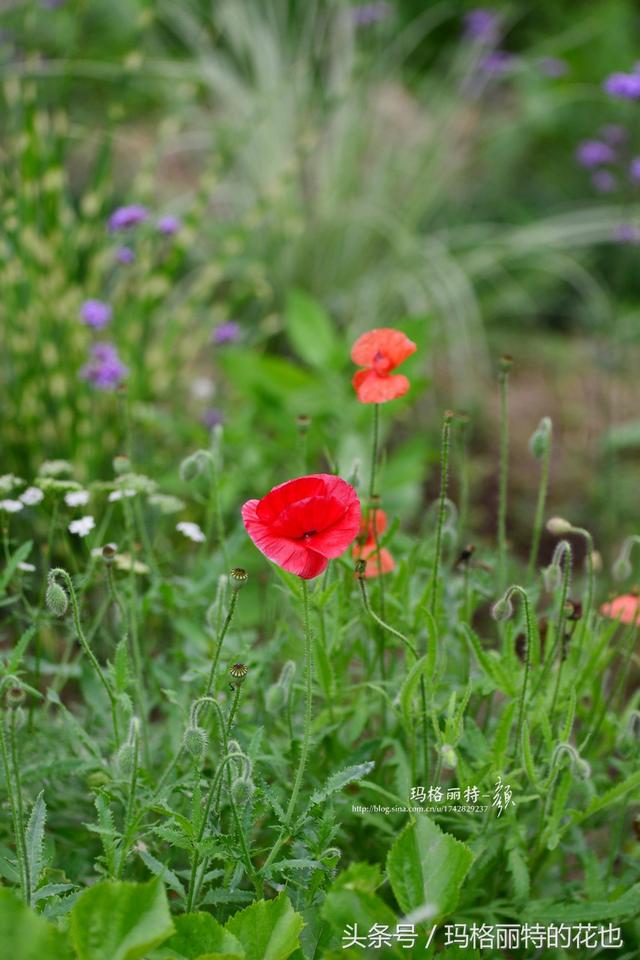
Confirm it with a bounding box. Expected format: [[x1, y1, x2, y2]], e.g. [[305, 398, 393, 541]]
[[600, 593, 640, 625], [351, 328, 417, 404], [352, 508, 395, 577]]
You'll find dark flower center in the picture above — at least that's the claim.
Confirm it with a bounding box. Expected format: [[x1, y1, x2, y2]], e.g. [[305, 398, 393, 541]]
[[302, 529, 317, 540]]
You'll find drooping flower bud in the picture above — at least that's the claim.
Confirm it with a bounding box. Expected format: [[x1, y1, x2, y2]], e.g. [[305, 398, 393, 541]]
[[491, 595, 514, 622], [231, 774, 255, 805], [546, 516, 572, 535], [440, 744, 457, 769], [183, 725, 208, 759], [46, 578, 68, 617]]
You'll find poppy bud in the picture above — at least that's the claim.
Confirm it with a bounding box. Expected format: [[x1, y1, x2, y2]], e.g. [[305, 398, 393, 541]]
[[546, 516, 572, 535], [355, 559, 367, 579], [86, 770, 110, 788], [179, 450, 210, 482], [115, 742, 135, 776], [543, 562, 562, 593], [529, 417, 552, 459], [612, 555, 632, 582], [491, 595, 513, 622], [5, 684, 25, 707], [46, 578, 68, 617], [231, 774, 255, 805], [183, 725, 208, 759], [230, 568, 248, 590], [499, 354, 513, 374]]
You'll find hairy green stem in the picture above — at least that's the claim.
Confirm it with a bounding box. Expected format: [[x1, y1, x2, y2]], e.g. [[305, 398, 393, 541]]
[[497, 360, 511, 590], [205, 587, 239, 697], [527, 434, 551, 580]]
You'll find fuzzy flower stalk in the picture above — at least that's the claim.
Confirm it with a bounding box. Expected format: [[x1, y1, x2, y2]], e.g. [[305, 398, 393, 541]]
[[527, 416, 552, 580], [491, 584, 536, 754], [546, 517, 596, 664]]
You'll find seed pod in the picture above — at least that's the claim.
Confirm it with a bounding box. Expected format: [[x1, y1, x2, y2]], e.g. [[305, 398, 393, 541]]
[[229, 662, 248, 684], [113, 455, 131, 475], [46, 579, 68, 617], [102, 542, 118, 563], [183, 725, 208, 759], [230, 568, 248, 590]]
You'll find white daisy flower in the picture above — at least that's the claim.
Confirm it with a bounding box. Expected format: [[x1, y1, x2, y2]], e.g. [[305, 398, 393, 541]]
[[108, 488, 136, 502], [18, 562, 36, 573], [20, 486, 44, 506], [68, 516, 95, 537], [0, 499, 24, 513], [65, 490, 90, 507], [176, 521, 206, 543]]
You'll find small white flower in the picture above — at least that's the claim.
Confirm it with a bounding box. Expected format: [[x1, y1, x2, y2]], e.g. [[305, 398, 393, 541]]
[[176, 521, 206, 543], [0, 474, 25, 494], [0, 499, 24, 513], [65, 490, 90, 507], [108, 488, 136, 502], [68, 515, 95, 537], [20, 486, 44, 506], [191, 377, 215, 401], [18, 562, 36, 573]]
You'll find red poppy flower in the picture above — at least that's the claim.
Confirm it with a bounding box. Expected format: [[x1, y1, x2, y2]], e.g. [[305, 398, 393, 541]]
[[600, 593, 640, 625], [351, 328, 417, 404], [242, 474, 361, 579], [352, 508, 395, 578]]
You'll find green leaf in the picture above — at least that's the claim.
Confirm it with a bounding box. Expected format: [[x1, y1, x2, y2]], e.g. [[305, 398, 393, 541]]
[[70, 878, 174, 960], [2, 625, 35, 675], [561, 768, 640, 835], [321, 864, 403, 958], [398, 653, 432, 731], [285, 290, 336, 367], [386, 816, 473, 918], [0, 541, 33, 598], [462, 625, 516, 695], [225, 893, 304, 960], [26, 791, 47, 894], [0, 888, 73, 959], [159, 912, 244, 958], [525, 883, 640, 923], [307, 762, 375, 809], [137, 848, 185, 899]]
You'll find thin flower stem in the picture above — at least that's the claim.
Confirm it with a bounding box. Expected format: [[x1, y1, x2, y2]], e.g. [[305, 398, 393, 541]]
[[205, 588, 239, 697], [430, 411, 453, 616], [226, 684, 243, 737], [9, 710, 31, 905], [527, 437, 551, 580], [357, 577, 418, 659], [49, 568, 120, 746], [497, 359, 511, 591], [497, 584, 534, 755], [122, 500, 149, 762], [0, 713, 26, 902], [369, 403, 380, 500]]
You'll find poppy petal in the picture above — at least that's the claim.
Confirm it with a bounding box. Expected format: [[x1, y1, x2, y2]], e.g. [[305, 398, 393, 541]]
[[351, 328, 417, 369], [353, 370, 410, 404], [241, 500, 328, 578]]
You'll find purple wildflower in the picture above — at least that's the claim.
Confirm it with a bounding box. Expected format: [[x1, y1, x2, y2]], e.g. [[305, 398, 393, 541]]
[[591, 170, 617, 193], [212, 321, 241, 346], [612, 224, 640, 244], [603, 72, 640, 100], [464, 9, 501, 44], [80, 299, 112, 330], [537, 57, 568, 78], [157, 215, 181, 236], [351, 3, 391, 27], [201, 408, 224, 429], [108, 204, 149, 231], [478, 50, 517, 76], [80, 343, 128, 391], [116, 246, 135, 264], [630, 158, 640, 182], [575, 140, 615, 168]]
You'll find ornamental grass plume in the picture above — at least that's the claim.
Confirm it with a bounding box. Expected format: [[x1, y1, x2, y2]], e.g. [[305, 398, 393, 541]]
[[241, 474, 361, 579]]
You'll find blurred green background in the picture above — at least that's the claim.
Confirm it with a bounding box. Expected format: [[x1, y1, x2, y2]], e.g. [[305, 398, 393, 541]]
[[2, 0, 640, 565]]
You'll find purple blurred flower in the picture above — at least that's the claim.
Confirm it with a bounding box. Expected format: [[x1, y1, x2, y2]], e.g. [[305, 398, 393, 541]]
[[157, 215, 181, 236], [478, 50, 517, 76], [116, 246, 135, 264], [591, 170, 617, 193], [41, 0, 67, 7], [630, 158, 640, 182], [612, 224, 640, 244], [201, 408, 224, 429], [351, 3, 391, 26], [601, 124, 627, 145], [212, 321, 241, 346], [80, 299, 112, 329], [108, 204, 149, 232], [537, 57, 568, 78], [576, 140, 615, 168], [464, 9, 501, 44], [80, 343, 128, 391], [603, 72, 640, 100]]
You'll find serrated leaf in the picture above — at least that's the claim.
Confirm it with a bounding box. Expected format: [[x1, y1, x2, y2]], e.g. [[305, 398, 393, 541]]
[[506, 841, 530, 903], [70, 878, 174, 960], [0, 541, 33, 598], [138, 849, 185, 899], [3, 626, 35, 675], [398, 653, 431, 731], [321, 864, 403, 958], [462, 625, 515, 695], [0, 888, 73, 959], [525, 883, 640, 923], [387, 816, 473, 918], [285, 290, 336, 368], [225, 893, 304, 960], [26, 791, 47, 895], [113, 640, 130, 694], [307, 762, 375, 809]]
